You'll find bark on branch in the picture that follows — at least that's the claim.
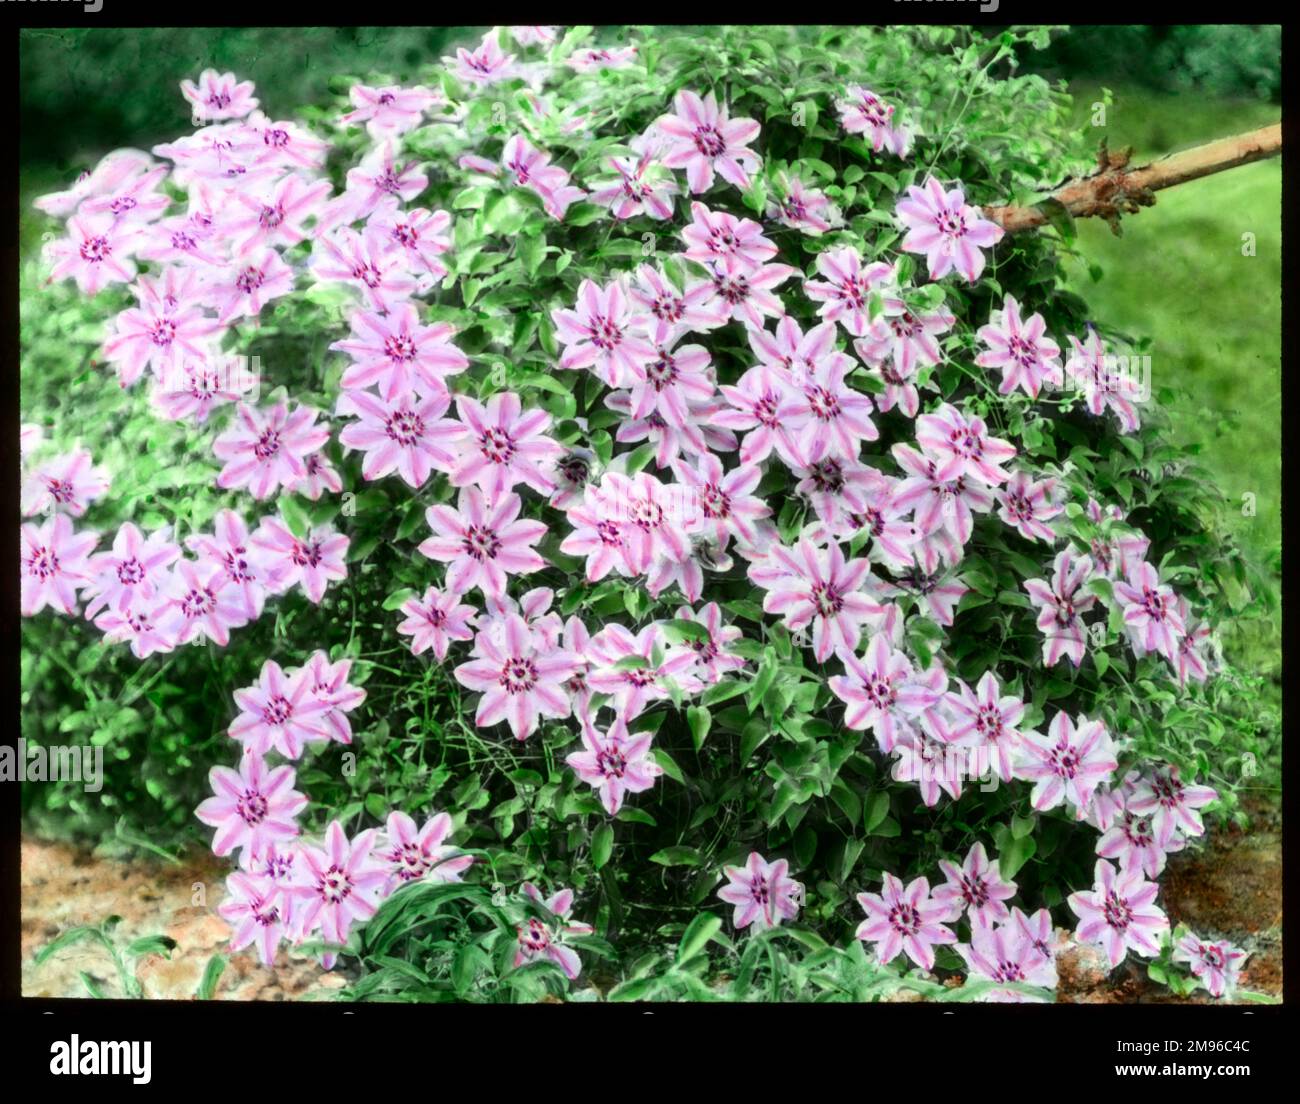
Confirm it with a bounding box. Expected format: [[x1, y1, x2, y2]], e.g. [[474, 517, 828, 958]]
[[982, 124, 1282, 235]]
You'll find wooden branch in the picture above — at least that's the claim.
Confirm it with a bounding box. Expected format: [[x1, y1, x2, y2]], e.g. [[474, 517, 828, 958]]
[[982, 124, 1282, 235]]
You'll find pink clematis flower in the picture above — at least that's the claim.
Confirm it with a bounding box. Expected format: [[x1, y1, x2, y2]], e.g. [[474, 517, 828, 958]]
[[207, 246, 296, 324], [785, 354, 880, 465], [43, 212, 139, 296], [454, 613, 579, 740], [418, 487, 546, 599], [804, 248, 894, 338], [586, 622, 700, 719], [1096, 797, 1168, 880], [680, 201, 777, 273], [673, 452, 770, 550], [837, 86, 910, 155], [77, 162, 171, 226], [566, 712, 664, 815], [154, 560, 250, 646], [1065, 326, 1141, 434], [34, 148, 154, 218], [514, 883, 593, 980], [323, 142, 429, 228], [20, 513, 98, 617], [588, 137, 679, 222], [94, 601, 176, 659], [102, 291, 224, 390], [368, 200, 453, 281], [829, 634, 945, 752], [1174, 931, 1247, 999], [896, 175, 1004, 283], [510, 26, 560, 47], [251, 518, 349, 604], [245, 113, 331, 172], [626, 334, 715, 427], [552, 278, 657, 388], [196, 751, 307, 858], [1068, 859, 1169, 968], [375, 811, 474, 894], [754, 538, 885, 662], [223, 173, 332, 256], [292, 821, 388, 948], [186, 509, 274, 622], [708, 259, 798, 328], [309, 225, 419, 313], [856, 873, 957, 970], [891, 724, 968, 807], [943, 671, 1028, 783], [1017, 712, 1117, 815], [957, 920, 1057, 1002], [181, 70, 259, 122], [218, 871, 295, 967], [628, 263, 728, 345], [151, 355, 259, 425], [396, 585, 478, 660], [83, 522, 179, 619], [975, 295, 1064, 398], [567, 46, 639, 72], [717, 852, 804, 932], [449, 29, 517, 87], [1113, 560, 1186, 662], [605, 390, 737, 470], [766, 172, 837, 235], [558, 482, 639, 583], [997, 470, 1062, 542], [855, 299, 954, 416], [1023, 550, 1097, 667], [915, 403, 1017, 486], [213, 401, 329, 500], [21, 447, 110, 518], [656, 90, 761, 194], [340, 83, 441, 139], [500, 134, 587, 220], [449, 391, 563, 499], [934, 842, 1017, 929], [333, 303, 469, 402], [289, 452, 343, 501], [337, 388, 459, 489], [229, 660, 331, 759], [300, 651, 366, 746], [715, 364, 806, 468], [674, 601, 746, 684], [1171, 596, 1214, 687], [1127, 766, 1217, 850], [593, 470, 691, 574]]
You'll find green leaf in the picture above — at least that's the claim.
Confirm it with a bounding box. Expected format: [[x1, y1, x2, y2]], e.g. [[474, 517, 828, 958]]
[[649, 846, 703, 867], [196, 953, 227, 1000], [675, 913, 723, 965], [999, 835, 1037, 880], [863, 791, 891, 834], [591, 823, 614, 870], [687, 705, 712, 751]]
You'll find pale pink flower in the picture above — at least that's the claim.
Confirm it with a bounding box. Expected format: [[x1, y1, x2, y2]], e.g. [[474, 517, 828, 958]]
[[896, 175, 1004, 283], [880, 566, 968, 627], [1017, 712, 1117, 814], [1128, 766, 1217, 850], [715, 364, 806, 468], [43, 212, 138, 295], [854, 297, 954, 412], [891, 442, 996, 558], [680, 201, 777, 272], [1023, 550, 1097, 668], [396, 585, 478, 660], [828, 634, 945, 752], [419, 487, 546, 599], [891, 724, 967, 807], [837, 86, 909, 155], [375, 811, 473, 894], [299, 651, 366, 746], [1068, 859, 1168, 968], [943, 671, 1028, 783], [1114, 560, 1186, 662], [20, 513, 98, 616], [329, 142, 429, 227], [604, 391, 736, 470], [208, 246, 296, 323], [224, 173, 332, 256], [957, 921, 1057, 1001], [754, 538, 884, 662], [186, 509, 274, 622], [673, 452, 769, 550], [245, 113, 331, 172], [449, 391, 563, 499], [934, 842, 1017, 929], [21, 447, 110, 518], [181, 69, 259, 121], [627, 262, 728, 345], [229, 660, 330, 759], [656, 90, 761, 194], [626, 334, 715, 426], [566, 46, 639, 72], [218, 871, 295, 967], [766, 173, 836, 234], [586, 622, 700, 719], [558, 484, 639, 583], [151, 356, 258, 424], [337, 389, 458, 489], [77, 163, 171, 226], [289, 452, 343, 501], [340, 83, 441, 139], [367, 200, 453, 280], [509, 26, 560, 47], [552, 278, 657, 388], [309, 225, 419, 313], [1171, 596, 1214, 687], [717, 852, 804, 931], [94, 602, 176, 659], [588, 138, 679, 222], [102, 294, 223, 389], [251, 518, 349, 604], [785, 354, 880, 465], [34, 148, 153, 218], [83, 522, 179, 619], [454, 613, 580, 740], [804, 248, 894, 337], [155, 560, 250, 646], [976, 295, 1063, 398], [997, 470, 1062, 542], [593, 470, 691, 574], [566, 712, 663, 815], [20, 423, 43, 462], [449, 29, 517, 87], [1096, 797, 1168, 880], [1066, 326, 1141, 433], [1174, 932, 1247, 999], [674, 601, 746, 684], [292, 821, 388, 947], [501, 134, 586, 220], [708, 260, 797, 328], [915, 403, 1017, 486], [196, 751, 306, 857], [333, 303, 469, 402], [856, 873, 956, 970], [514, 883, 592, 979], [213, 401, 329, 500]]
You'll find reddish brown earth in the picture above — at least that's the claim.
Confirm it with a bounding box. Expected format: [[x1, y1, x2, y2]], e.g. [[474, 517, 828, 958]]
[[22, 801, 1281, 1002]]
